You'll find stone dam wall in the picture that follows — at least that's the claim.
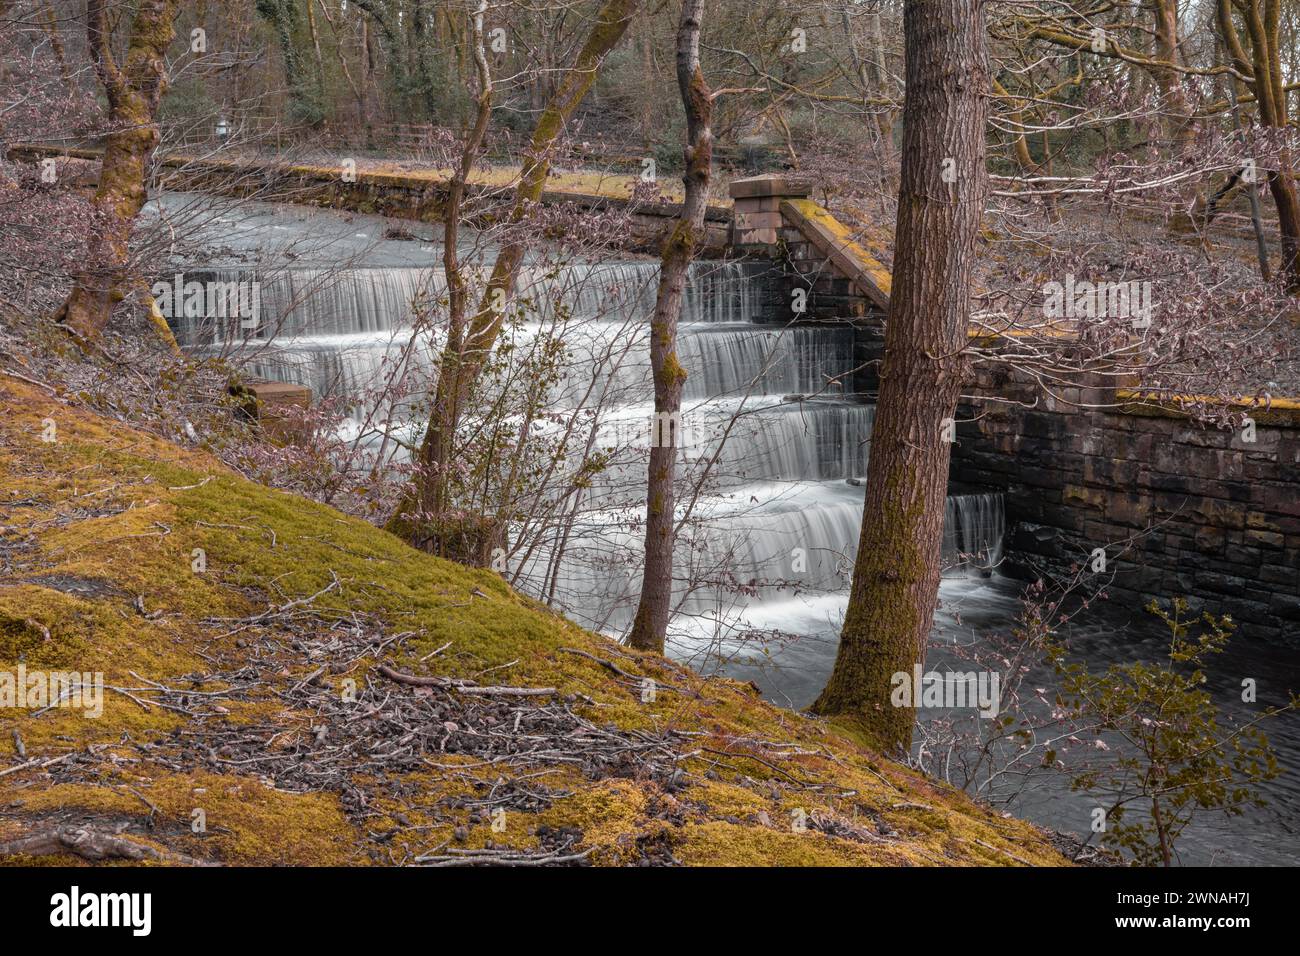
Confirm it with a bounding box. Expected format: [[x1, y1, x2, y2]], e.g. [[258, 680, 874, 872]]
[[736, 175, 1299, 641], [949, 368, 1300, 640], [7, 145, 733, 256]]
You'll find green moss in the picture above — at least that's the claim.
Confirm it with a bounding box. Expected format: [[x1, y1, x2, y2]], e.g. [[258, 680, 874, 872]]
[[0, 378, 1068, 867], [782, 197, 893, 299], [675, 821, 895, 867], [3, 772, 360, 866]]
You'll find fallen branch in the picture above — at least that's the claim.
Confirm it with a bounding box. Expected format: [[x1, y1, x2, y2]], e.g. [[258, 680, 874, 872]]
[[376, 664, 457, 688], [557, 646, 698, 698], [376, 664, 554, 697], [0, 752, 73, 778], [558, 646, 639, 680], [0, 826, 217, 866], [413, 845, 594, 866], [455, 686, 557, 697]]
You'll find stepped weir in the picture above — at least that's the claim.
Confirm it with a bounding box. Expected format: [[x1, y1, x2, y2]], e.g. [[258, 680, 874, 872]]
[[173, 243, 1005, 640]]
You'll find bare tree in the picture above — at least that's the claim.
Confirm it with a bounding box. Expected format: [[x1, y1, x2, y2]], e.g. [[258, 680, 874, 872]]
[[626, 0, 713, 654], [1216, 0, 1300, 288], [402, 0, 641, 541]]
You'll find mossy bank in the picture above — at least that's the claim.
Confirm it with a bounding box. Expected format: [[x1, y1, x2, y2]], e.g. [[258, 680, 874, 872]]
[[0, 376, 1067, 866]]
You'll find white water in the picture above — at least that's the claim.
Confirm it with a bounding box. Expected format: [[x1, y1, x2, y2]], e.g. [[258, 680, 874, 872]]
[[171, 253, 1007, 638], [156, 194, 1299, 866]]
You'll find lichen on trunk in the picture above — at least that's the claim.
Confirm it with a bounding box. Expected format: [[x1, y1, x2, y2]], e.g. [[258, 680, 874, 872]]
[[626, 0, 713, 654], [810, 0, 990, 754], [53, 0, 180, 346]]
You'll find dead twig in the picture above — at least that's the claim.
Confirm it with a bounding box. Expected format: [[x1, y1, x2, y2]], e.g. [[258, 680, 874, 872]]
[[376, 664, 554, 697], [0, 826, 217, 866]]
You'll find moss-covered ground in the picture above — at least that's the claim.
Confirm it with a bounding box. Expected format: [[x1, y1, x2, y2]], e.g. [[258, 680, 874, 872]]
[[0, 376, 1067, 866]]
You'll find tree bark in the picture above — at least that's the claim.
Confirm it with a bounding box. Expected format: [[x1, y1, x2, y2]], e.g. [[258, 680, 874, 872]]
[[626, 0, 712, 654], [423, 0, 492, 549], [1149, 0, 1194, 151], [810, 0, 989, 753], [54, 0, 179, 344], [304, 0, 327, 105], [403, 0, 641, 526], [442, 0, 492, 354], [1217, 0, 1300, 288]]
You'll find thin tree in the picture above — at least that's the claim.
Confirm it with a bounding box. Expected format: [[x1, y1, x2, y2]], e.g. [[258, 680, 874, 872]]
[[811, 0, 990, 752], [403, 0, 641, 535], [627, 0, 712, 653], [440, 0, 493, 453], [1216, 0, 1300, 289], [54, 0, 180, 344]]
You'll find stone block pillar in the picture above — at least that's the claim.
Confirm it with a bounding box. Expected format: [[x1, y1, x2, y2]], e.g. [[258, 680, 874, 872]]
[[729, 174, 810, 254], [230, 378, 313, 442]]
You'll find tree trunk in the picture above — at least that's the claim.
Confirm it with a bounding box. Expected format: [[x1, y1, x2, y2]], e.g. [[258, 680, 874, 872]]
[[402, 0, 640, 527], [41, 3, 73, 91], [810, 0, 989, 754], [304, 0, 327, 108], [1150, 0, 1194, 150], [54, 0, 179, 344], [992, 75, 1062, 222], [626, 0, 712, 654], [1266, 165, 1300, 282], [1217, 0, 1300, 288], [400, 0, 493, 559], [411, 0, 440, 120], [637, 6, 655, 149]]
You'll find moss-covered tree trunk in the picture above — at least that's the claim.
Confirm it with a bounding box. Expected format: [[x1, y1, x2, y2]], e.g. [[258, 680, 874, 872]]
[[626, 0, 712, 654], [404, 0, 641, 527], [810, 0, 989, 753], [54, 0, 179, 344]]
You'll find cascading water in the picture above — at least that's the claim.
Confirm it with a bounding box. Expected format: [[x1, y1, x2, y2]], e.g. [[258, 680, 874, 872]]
[[943, 493, 1005, 574], [155, 194, 1300, 865], [179, 249, 1006, 639]]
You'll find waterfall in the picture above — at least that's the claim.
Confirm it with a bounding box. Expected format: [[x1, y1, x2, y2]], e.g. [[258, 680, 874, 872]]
[[173, 240, 1006, 640], [942, 493, 1006, 574], [680, 327, 856, 399], [520, 482, 1006, 633], [168, 259, 770, 346]]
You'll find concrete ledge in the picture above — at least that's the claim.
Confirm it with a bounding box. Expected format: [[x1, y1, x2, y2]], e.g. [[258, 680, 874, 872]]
[[1115, 389, 1300, 427], [242, 378, 312, 410], [7, 144, 732, 256], [779, 198, 891, 312], [7, 143, 103, 162], [728, 174, 810, 200]]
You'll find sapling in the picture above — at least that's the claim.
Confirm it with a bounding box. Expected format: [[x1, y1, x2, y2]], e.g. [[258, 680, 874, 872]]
[[1054, 598, 1296, 866]]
